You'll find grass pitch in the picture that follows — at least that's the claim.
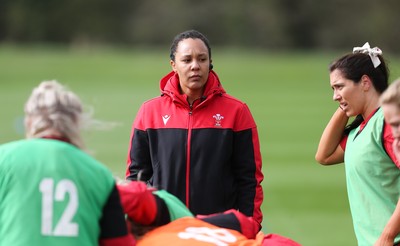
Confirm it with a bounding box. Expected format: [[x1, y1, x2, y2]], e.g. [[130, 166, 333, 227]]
[[1, 45, 399, 245]]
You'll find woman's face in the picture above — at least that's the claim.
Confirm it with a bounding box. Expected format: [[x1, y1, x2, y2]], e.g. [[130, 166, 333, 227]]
[[382, 103, 400, 139], [170, 38, 211, 96], [383, 103, 400, 161], [330, 69, 366, 117]]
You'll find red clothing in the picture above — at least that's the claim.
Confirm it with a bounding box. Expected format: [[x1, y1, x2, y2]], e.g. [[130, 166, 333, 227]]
[[118, 182, 259, 240], [197, 209, 260, 239], [137, 217, 301, 246], [117, 182, 158, 225], [117, 182, 298, 245], [126, 70, 264, 228]]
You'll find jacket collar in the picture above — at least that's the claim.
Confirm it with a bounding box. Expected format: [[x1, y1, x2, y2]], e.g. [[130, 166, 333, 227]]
[[160, 70, 226, 102]]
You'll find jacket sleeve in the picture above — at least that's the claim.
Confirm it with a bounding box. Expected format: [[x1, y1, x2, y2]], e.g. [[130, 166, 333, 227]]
[[99, 184, 136, 246], [197, 209, 259, 239], [117, 182, 171, 226], [126, 104, 153, 182], [233, 104, 264, 230]]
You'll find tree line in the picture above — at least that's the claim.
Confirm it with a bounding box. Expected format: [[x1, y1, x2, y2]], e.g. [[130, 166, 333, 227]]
[[1, 0, 399, 53]]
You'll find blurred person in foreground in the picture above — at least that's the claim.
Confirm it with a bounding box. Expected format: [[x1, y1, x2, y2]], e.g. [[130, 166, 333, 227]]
[[379, 78, 400, 245], [315, 42, 400, 245], [125, 29, 264, 230], [117, 181, 301, 246], [0, 81, 135, 246]]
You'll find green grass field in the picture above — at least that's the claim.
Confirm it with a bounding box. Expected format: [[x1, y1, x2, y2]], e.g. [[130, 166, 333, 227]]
[[1, 45, 400, 245]]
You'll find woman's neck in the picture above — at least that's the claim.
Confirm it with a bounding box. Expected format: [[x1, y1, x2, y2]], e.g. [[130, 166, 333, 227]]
[[180, 88, 204, 106], [362, 93, 380, 119]]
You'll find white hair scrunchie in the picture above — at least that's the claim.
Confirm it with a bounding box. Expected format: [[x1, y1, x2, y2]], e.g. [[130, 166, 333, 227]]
[[353, 42, 382, 68]]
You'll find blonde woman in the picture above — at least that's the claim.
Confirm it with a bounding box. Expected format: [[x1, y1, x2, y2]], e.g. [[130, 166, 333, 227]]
[[0, 81, 135, 245], [379, 78, 400, 246]]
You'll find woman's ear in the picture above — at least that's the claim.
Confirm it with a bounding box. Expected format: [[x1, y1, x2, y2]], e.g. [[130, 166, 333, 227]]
[[361, 75, 372, 91], [170, 60, 176, 72]]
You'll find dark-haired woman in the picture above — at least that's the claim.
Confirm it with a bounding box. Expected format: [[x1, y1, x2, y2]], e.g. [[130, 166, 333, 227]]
[[125, 30, 264, 233], [315, 42, 400, 245]]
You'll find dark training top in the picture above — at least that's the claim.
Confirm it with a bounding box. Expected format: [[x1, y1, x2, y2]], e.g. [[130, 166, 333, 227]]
[[126, 70, 264, 228]]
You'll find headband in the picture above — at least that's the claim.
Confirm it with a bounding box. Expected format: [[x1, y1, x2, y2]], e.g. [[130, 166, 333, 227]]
[[353, 42, 382, 68]]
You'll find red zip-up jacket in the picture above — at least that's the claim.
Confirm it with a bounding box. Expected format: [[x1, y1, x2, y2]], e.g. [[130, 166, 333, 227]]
[[126, 70, 264, 229]]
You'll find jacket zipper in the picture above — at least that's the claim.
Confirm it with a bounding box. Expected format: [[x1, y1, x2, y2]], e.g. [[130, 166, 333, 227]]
[[185, 106, 193, 208]]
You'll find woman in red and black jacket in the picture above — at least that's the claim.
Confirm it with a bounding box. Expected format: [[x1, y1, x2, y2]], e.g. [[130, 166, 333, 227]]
[[126, 29, 264, 231]]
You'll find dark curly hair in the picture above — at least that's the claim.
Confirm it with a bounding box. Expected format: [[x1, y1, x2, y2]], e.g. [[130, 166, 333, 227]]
[[169, 30, 212, 62]]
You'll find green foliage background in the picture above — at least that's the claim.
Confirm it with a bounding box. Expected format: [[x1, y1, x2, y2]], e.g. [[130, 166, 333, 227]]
[[1, 45, 400, 245]]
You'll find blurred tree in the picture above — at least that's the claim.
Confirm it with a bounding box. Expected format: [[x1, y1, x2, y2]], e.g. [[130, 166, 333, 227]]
[[0, 0, 399, 53]]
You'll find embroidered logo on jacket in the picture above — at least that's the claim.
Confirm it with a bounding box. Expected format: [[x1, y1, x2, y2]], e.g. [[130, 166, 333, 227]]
[[162, 115, 171, 125], [213, 114, 224, 127]]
